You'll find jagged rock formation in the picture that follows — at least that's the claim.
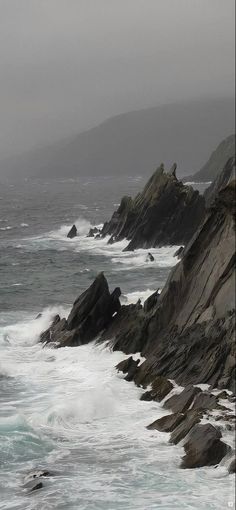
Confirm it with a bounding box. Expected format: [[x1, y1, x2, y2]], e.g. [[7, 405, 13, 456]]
[[100, 164, 205, 250], [184, 134, 235, 183], [67, 224, 77, 238], [204, 157, 235, 207], [40, 273, 121, 347], [102, 179, 236, 391]]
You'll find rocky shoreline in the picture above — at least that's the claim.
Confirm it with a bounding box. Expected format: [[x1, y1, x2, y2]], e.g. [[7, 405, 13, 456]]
[[39, 158, 235, 476]]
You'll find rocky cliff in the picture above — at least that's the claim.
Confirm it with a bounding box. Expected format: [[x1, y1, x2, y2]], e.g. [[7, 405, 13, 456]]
[[102, 178, 236, 391], [99, 164, 205, 250], [42, 176, 235, 390]]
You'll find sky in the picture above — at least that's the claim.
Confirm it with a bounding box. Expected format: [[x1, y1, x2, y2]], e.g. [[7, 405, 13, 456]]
[[0, 0, 235, 159]]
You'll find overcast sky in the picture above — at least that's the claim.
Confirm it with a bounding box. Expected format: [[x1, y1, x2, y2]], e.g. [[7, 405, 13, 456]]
[[0, 0, 235, 158]]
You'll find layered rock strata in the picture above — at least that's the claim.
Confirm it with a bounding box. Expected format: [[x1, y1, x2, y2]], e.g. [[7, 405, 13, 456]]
[[99, 164, 205, 250]]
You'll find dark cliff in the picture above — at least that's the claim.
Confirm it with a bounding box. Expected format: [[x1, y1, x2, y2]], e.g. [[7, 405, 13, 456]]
[[102, 178, 236, 391], [100, 164, 205, 250], [41, 167, 235, 391]]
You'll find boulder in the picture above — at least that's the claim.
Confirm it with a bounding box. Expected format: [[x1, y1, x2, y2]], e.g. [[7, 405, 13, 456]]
[[140, 376, 173, 402], [170, 409, 203, 444], [180, 423, 230, 469], [164, 386, 202, 413], [67, 224, 77, 238], [191, 392, 219, 411], [147, 412, 185, 432]]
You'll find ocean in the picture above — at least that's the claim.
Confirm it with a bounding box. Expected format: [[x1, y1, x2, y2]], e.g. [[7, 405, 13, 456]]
[[0, 176, 234, 509]]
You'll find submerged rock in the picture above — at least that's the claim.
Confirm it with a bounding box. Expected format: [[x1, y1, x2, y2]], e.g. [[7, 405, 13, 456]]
[[146, 252, 155, 262], [30, 482, 43, 492], [67, 224, 77, 238], [99, 164, 205, 250], [87, 227, 100, 237]]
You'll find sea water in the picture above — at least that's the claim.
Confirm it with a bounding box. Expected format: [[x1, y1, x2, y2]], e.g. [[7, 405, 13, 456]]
[[0, 176, 234, 509]]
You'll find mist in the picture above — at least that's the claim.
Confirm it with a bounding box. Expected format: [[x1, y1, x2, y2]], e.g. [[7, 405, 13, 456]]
[[0, 0, 235, 160]]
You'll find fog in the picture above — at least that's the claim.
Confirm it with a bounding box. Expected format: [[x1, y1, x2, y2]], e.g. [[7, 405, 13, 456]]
[[0, 0, 235, 159]]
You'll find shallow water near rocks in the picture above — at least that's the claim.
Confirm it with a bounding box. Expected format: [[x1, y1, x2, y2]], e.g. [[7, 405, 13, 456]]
[[0, 176, 234, 509]]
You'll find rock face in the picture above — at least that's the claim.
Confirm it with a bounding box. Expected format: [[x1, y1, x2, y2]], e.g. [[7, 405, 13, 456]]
[[100, 165, 205, 250], [184, 134, 235, 183], [67, 224, 77, 238], [103, 177, 236, 391], [40, 273, 121, 347], [204, 157, 235, 207]]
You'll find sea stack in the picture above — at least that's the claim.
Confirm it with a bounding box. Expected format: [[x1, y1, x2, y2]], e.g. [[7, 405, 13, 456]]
[[67, 224, 77, 238], [99, 164, 205, 250]]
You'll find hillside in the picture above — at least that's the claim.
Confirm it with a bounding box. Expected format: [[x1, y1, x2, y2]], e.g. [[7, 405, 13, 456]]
[[1, 98, 234, 179], [184, 134, 235, 183]]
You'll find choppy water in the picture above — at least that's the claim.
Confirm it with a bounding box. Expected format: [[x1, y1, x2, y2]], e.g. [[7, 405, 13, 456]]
[[0, 177, 234, 509]]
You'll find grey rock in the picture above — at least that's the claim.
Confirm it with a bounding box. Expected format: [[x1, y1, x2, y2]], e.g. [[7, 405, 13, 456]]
[[164, 386, 202, 413], [170, 410, 202, 444], [100, 165, 205, 250], [147, 412, 185, 432], [140, 376, 173, 402], [67, 224, 77, 238], [191, 392, 219, 411], [180, 423, 230, 469]]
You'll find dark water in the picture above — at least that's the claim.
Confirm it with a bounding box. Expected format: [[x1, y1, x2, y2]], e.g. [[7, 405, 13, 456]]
[[0, 176, 234, 510]]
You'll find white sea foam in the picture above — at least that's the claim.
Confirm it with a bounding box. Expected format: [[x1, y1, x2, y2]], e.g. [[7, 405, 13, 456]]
[[0, 225, 13, 231], [0, 309, 234, 509], [185, 181, 212, 186]]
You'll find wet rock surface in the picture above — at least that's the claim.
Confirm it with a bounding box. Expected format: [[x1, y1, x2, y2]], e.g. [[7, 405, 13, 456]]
[[147, 412, 185, 432], [67, 224, 77, 238], [164, 386, 202, 413], [40, 273, 121, 347], [99, 165, 205, 250], [140, 376, 173, 402], [170, 410, 203, 444], [180, 424, 230, 469]]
